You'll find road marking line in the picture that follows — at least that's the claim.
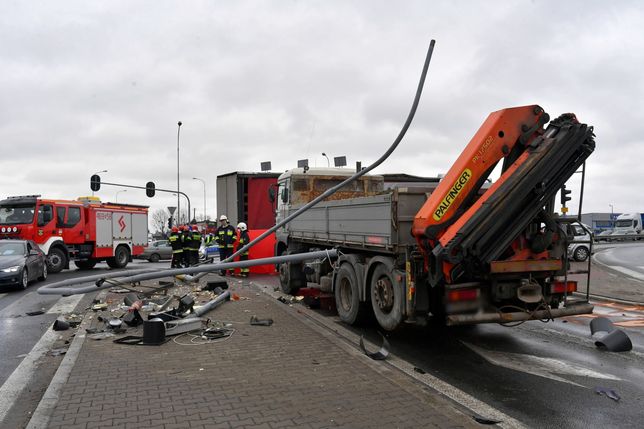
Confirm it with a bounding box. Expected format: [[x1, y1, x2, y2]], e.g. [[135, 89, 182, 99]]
[[45, 294, 84, 314], [604, 265, 644, 282], [0, 294, 84, 425], [463, 342, 621, 387], [0, 328, 59, 425]]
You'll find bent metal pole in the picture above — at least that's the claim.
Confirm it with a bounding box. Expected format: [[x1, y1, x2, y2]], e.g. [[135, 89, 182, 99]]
[[183, 39, 437, 283], [37, 249, 337, 296]]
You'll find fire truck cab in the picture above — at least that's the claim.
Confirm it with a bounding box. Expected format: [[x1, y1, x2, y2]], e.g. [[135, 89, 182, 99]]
[[0, 195, 148, 273]]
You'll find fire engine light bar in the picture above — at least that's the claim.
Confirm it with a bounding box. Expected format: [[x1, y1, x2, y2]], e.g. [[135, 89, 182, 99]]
[[447, 288, 480, 302], [551, 281, 577, 294]]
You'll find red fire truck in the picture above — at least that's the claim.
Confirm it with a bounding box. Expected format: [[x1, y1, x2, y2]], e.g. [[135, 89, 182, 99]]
[[0, 195, 148, 273]]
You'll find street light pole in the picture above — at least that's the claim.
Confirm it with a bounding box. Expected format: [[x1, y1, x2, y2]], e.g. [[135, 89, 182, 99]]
[[177, 121, 182, 223], [115, 189, 127, 202], [92, 169, 107, 196], [609, 204, 614, 228], [193, 177, 206, 221], [321, 152, 330, 167]]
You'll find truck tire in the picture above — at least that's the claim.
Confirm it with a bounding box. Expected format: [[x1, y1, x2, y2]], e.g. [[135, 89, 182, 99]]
[[47, 247, 67, 274], [107, 246, 130, 269], [334, 263, 368, 325], [74, 259, 97, 270], [278, 251, 305, 295], [573, 246, 589, 262], [370, 264, 403, 331]]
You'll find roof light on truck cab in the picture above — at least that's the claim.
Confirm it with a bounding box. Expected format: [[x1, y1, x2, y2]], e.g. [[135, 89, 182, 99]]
[[550, 280, 577, 294], [447, 288, 480, 302]]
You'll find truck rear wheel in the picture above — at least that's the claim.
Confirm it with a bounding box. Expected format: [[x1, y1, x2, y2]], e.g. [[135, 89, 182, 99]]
[[74, 259, 97, 270], [278, 251, 305, 295], [370, 264, 403, 331], [107, 246, 130, 269], [335, 263, 368, 325], [47, 247, 67, 274]]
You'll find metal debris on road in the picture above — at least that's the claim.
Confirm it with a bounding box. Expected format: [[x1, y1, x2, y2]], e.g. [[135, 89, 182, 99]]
[[473, 416, 502, 425], [48, 348, 68, 357], [53, 319, 70, 331], [250, 315, 273, 326], [595, 329, 633, 352], [26, 310, 45, 316], [594, 386, 621, 402], [359, 334, 390, 361]]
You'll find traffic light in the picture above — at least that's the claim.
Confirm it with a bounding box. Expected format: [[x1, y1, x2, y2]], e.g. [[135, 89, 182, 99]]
[[167, 216, 173, 229], [90, 175, 101, 192], [146, 181, 156, 198], [560, 185, 572, 206]]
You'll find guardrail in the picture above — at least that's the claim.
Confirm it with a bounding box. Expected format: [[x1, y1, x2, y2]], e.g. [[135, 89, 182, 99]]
[[594, 234, 643, 243]]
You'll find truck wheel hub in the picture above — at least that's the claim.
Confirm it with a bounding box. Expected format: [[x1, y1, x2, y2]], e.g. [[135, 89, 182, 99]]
[[374, 277, 394, 311]]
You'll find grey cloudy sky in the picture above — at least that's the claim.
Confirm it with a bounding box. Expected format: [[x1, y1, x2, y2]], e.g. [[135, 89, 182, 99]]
[[1, 0, 642, 225]]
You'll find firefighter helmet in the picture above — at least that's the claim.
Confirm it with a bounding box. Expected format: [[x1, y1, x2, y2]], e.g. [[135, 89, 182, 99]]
[[171, 226, 178, 233], [237, 222, 247, 231], [219, 215, 228, 221]]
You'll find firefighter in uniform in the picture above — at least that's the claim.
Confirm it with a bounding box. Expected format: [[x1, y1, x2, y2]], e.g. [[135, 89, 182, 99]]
[[236, 222, 250, 277], [169, 226, 183, 268], [181, 225, 192, 267], [215, 215, 236, 275], [190, 226, 202, 266]]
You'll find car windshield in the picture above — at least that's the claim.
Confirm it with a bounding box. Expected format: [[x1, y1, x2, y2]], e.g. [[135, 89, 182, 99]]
[[0, 204, 36, 225], [0, 242, 26, 256]]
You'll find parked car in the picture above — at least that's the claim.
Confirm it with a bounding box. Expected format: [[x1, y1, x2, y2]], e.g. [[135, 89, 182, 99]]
[[0, 239, 47, 289], [565, 222, 593, 262], [596, 229, 614, 242], [137, 240, 172, 262]]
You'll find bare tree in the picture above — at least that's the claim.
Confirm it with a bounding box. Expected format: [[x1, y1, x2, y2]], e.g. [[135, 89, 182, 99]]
[[151, 209, 169, 234]]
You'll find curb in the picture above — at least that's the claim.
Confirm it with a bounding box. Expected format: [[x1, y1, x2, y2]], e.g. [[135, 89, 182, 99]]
[[25, 294, 102, 429]]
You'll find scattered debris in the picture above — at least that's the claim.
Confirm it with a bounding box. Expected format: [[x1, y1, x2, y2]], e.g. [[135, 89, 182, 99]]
[[413, 367, 426, 374], [53, 319, 70, 331], [109, 288, 131, 293], [359, 334, 390, 361], [590, 317, 615, 336], [595, 329, 633, 352], [48, 348, 68, 357], [26, 310, 45, 316], [122, 310, 144, 327], [88, 332, 115, 340], [594, 386, 620, 402], [164, 318, 206, 336], [113, 335, 170, 346], [473, 416, 502, 425], [91, 303, 108, 312], [250, 315, 273, 326], [203, 280, 228, 291]]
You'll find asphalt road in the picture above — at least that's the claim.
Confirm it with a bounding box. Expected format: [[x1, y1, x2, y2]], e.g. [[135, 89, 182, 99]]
[[594, 242, 644, 282]]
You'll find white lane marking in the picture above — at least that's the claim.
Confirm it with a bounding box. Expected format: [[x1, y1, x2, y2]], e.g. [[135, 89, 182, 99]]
[[0, 328, 60, 424], [604, 265, 644, 282], [45, 294, 84, 314], [0, 294, 84, 425], [0, 293, 7, 300], [463, 342, 621, 388]]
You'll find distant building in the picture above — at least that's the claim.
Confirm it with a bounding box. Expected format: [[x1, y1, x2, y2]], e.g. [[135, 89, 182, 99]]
[[580, 212, 620, 233]]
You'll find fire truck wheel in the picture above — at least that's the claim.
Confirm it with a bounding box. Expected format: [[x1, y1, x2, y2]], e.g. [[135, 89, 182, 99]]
[[370, 264, 403, 331], [107, 246, 130, 269], [74, 260, 97, 270], [47, 247, 67, 274], [335, 263, 367, 325]]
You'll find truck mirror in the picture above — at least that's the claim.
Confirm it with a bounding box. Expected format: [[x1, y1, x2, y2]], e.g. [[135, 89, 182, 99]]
[[268, 187, 275, 203], [281, 188, 289, 203]]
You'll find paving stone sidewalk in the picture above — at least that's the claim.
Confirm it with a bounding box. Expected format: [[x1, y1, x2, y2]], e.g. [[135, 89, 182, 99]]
[[45, 275, 479, 429]]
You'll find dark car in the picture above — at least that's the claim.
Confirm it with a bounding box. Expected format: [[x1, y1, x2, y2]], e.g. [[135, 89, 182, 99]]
[[137, 240, 173, 262], [0, 239, 47, 289]]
